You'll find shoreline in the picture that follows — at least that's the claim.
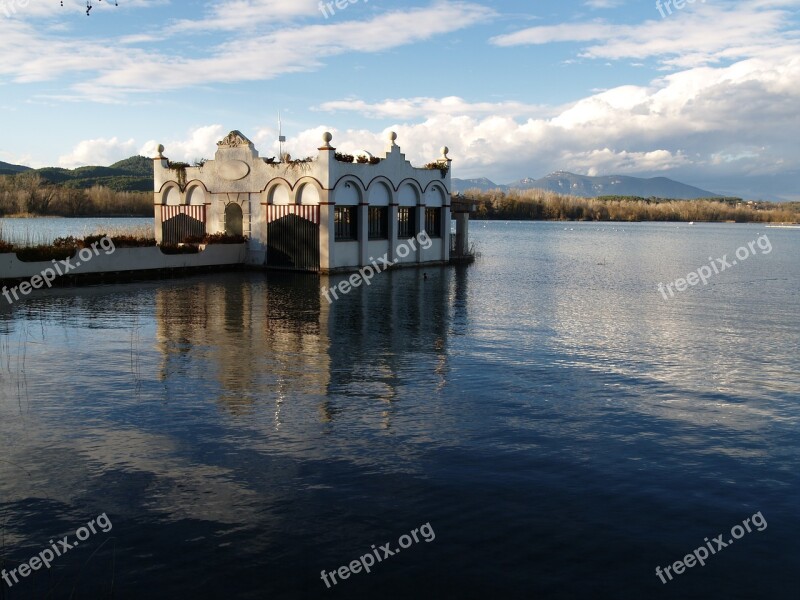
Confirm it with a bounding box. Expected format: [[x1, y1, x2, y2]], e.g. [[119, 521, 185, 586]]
[[0, 213, 152, 219], [470, 218, 800, 225], [3, 215, 798, 225]]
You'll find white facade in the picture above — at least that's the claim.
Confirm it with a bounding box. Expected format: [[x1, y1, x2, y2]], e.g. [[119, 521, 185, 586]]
[[153, 130, 454, 273]]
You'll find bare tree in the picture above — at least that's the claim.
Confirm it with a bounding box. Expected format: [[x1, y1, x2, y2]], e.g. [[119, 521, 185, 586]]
[[64, 188, 92, 216]]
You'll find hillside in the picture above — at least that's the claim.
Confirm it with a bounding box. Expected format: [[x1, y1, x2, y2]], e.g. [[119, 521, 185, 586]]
[[110, 155, 154, 177], [0, 156, 154, 216], [0, 160, 32, 176], [0, 155, 154, 191], [453, 171, 720, 200]]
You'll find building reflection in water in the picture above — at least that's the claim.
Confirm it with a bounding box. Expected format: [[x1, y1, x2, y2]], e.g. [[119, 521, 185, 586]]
[[154, 266, 470, 427]]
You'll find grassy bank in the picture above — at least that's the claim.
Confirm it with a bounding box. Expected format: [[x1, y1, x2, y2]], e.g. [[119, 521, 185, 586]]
[[461, 188, 800, 223], [0, 230, 246, 262]]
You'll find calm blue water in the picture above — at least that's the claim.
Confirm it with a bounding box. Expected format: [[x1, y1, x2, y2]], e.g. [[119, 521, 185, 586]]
[[0, 222, 798, 599]]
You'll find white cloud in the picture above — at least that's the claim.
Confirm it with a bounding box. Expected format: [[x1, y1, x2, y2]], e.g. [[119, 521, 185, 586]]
[[0, 2, 493, 98], [59, 137, 137, 168], [564, 148, 689, 175], [493, 22, 617, 46], [10, 0, 798, 198], [316, 96, 548, 119], [65, 41, 799, 185], [139, 125, 228, 164], [584, 0, 624, 8], [289, 51, 800, 185], [0, 150, 40, 168], [491, 1, 799, 69], [167, 0, 321, 33]]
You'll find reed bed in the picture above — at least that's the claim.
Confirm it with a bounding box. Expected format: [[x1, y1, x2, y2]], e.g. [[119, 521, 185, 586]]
[[0, 177, 151, 217], [0, 221, 154, 249]]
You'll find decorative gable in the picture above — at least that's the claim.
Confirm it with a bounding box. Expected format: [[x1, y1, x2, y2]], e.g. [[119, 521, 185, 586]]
[[217, 130, 255, 149]]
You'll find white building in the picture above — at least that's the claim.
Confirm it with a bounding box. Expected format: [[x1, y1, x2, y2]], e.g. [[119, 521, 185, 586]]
[[153, 130, 467, 273]]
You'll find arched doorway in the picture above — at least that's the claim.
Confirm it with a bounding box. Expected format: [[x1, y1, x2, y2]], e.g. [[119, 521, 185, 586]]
[[225, 203, 243, 236]]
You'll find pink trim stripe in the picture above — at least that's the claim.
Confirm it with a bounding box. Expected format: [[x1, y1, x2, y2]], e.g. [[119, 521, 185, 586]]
[[161, 205, 206, 222], [267, 205, 320, 224]]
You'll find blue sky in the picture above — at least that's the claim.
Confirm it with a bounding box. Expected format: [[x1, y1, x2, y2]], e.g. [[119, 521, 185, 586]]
[[0, 0, 798, 199]]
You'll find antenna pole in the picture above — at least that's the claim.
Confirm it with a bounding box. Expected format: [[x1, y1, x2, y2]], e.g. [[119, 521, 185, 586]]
[[278, 112, 286, 161]]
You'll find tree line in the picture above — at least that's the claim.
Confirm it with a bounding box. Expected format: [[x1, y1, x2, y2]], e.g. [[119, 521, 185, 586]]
[[0, 173, 152, 217], [2, 172, 798, 223], [460, 188, 800, 223]]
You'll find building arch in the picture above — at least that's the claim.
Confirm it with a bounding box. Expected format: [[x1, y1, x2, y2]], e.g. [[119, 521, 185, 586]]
[[332, 177, 364, 205], [398, 181, 422, 207], [266, 181, 292, 205], [423, 180, 450, 194], [367, 180, 392, 206], [364, 176, 395, 195], [185, 182, 208, 205], [161, 184, 182, 205], [424, 184, 447, 207], [332, 175, 367, 192], [296, 180, 322, 205]]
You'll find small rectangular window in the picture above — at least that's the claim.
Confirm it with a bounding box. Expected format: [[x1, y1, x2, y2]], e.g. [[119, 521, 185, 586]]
[[397, 207, 416, 238], [368, 206, 388, 240], [425, 208, 441, 238], [334, 206, 357, 241]]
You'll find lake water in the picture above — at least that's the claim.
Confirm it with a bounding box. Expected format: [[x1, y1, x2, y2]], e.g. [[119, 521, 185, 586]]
[[0, 217, 153, 245], [0, 222, 798, 599]]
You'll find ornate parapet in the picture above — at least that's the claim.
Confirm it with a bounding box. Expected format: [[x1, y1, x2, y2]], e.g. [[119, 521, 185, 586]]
[[217, 130, 255, 149]]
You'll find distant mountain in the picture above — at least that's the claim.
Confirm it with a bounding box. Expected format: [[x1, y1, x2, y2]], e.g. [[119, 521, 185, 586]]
[[0, 156, 153, 192], [451, 177, 507, 193], [0, 160, 32, 176], [510, 172, 720, 199], [454, 171, 720, 199]]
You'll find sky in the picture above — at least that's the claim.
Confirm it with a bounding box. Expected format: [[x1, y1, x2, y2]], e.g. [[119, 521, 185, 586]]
[[0, 0, 798, 200]]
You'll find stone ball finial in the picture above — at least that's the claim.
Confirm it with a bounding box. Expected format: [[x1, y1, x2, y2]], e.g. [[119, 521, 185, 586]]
[[389, 131, 398, 143], [156, 144, 165, 158], [441, 146, 450, 158], [319, 131, 334, 151]]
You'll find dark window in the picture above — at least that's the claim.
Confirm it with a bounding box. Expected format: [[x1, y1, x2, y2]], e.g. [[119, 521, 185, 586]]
[[425, 208, 441, 238], [368, 206, 388, 240], [397, 207, 416, 238], [334, 206, 357, 241]]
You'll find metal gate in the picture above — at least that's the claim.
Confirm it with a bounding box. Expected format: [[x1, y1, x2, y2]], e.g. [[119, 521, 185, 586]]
[[161, 206, 206, 244], [267, 211, 320, 271]]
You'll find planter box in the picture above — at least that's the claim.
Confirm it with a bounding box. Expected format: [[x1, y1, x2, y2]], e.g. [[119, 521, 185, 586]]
[[0, 244, 247, 282]]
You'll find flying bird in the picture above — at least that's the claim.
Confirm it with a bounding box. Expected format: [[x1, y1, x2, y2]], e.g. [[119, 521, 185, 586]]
[[61, 0, 119, 16]]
